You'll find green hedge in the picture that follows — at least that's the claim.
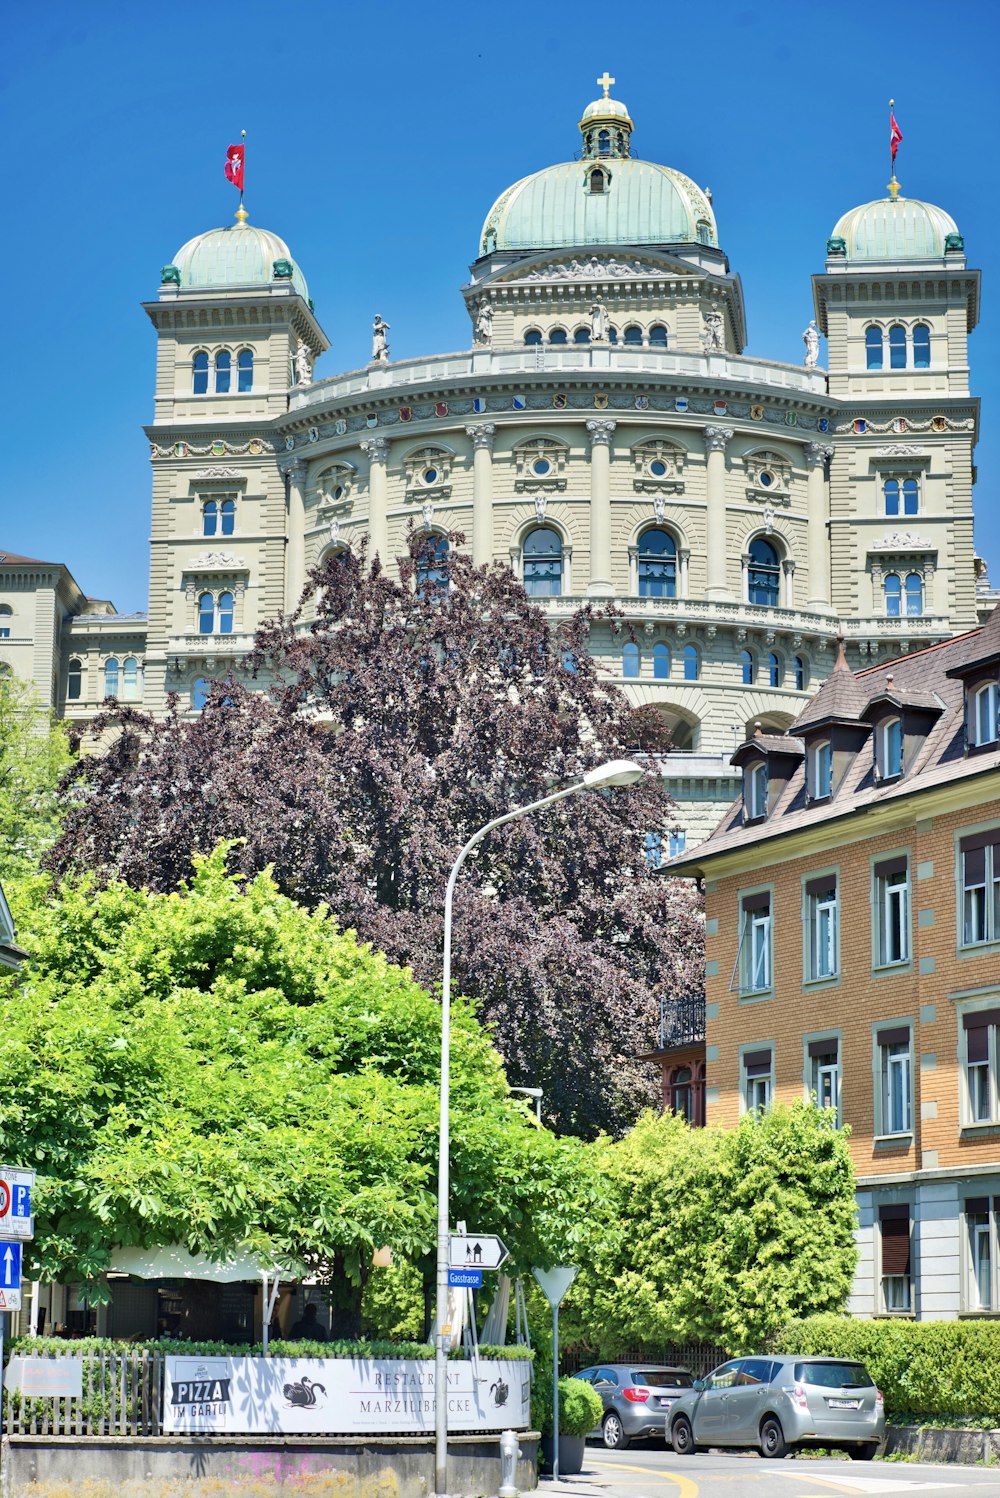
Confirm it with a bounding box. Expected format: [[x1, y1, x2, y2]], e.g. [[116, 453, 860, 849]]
[[531, 1371, 603, 1437], [775, 1315, 1000, 1422], [8, 1334, 533, 1362]]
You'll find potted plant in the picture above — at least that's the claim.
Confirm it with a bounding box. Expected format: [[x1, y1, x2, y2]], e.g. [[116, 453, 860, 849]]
[[533, 1372, 603, 1476]]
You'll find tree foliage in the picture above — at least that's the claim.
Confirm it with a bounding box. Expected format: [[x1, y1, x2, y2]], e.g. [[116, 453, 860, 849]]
[[564, 1104, 858, 1353], [0, 674, 72, 881], [1, 846, 609, 1292], [49, 543, 704, 1136]]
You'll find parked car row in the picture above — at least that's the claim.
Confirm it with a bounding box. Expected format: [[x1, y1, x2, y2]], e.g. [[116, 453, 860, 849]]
[[575, 1356, 885, 1460]]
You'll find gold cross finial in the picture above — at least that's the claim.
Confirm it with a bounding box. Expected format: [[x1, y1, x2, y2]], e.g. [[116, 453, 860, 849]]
[[597, 71, 615, 98]]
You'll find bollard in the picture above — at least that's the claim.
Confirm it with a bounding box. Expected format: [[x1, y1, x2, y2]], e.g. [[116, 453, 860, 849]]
[[499, 1428, 522, 1498]]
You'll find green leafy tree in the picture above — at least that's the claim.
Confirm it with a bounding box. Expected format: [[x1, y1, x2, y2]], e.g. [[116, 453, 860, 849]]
[[1, 846, 609, 1302], [565, 1104, 858, 1354], [0, 674, 72, 880]]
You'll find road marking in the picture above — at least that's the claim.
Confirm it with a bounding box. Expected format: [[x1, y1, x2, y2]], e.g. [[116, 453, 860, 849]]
[[587, 1461, 699, 1498], [773, 1472, 965, 1494]]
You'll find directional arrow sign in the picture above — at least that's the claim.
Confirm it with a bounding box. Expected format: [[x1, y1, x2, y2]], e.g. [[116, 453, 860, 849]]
[[0, 1167, 35, 1242], [448, 1234, 509, 1271], [0, 1241, 22, 1310]]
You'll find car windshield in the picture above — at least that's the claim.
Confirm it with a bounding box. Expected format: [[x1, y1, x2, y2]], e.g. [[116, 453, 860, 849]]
[[795, 1361, 873, 1389], [631, 1369, 693, 1387]]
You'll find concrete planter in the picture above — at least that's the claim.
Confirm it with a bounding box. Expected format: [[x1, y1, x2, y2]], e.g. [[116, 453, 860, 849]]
[[540, 1433, 586, 1475]]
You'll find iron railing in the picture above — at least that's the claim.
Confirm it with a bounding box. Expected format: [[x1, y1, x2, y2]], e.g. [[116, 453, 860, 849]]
[[659, 994, 706, 1051]]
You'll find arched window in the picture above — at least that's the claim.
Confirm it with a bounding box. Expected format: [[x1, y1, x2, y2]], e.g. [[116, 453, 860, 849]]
[[191, 677, 210, 712], [741, 649, 756, 685], [198, 592, 215, 634], [883, 479, 900, 517], [203, 499, 218, 536], [794, 656, 806, 691], [865, 326, 884, 369], [67, 659, 82, 701], [684, 643, 700, 681], [193, 351, 209, 394], [220, 498, 236, 535], [905, 572, 923, 615], [416, 535, 450, 594], [884, 573, 902, 617], [638, 528, 677, 598], [522, 527, 563, 597], [524, 329, 542, 346], [913, 323, 931, 369], [607, 325, 618, 344], [597, 129, 611, 155], [121, 657, 140, 701], [748, 537, 781, 607], [622, 642, 640, 678], [767, 652, 782, 688], [218, 592, 235, 634], [901, 479, 918, 515], [889, 323, 907, 369], [103, 658, 119, 698], [548, 327, 568, 345], [648, 324, 668, 348], [670, 1065, 694, 1122], [623, 324, 643, 346], [810, 739, 832, 799], [237, 348, 253, 392], [696, 219, 712, 245], [589, 168, 606, 193], [972, 682, 1000, 746], [573, 327, 590, 344], [878, 718, 903, 779], [653, 642, 671, 680], [214, 350, 231, 393]]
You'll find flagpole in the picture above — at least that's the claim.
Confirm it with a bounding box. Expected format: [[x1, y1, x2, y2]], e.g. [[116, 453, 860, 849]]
[[888, 99, 894, 192], [238, 129, 247, 222]]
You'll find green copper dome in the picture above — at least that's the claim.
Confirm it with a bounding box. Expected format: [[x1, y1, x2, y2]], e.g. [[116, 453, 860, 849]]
[[170, 222, 309, 300], [830, 196, 960, 260]]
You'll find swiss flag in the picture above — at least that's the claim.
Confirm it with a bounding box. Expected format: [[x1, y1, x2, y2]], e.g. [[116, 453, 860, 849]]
[[890, 112, 903, 163], [224, 144, 245, 191]]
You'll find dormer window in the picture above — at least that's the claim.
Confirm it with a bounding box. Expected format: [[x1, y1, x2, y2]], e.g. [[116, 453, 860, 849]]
[[971, 682, 1000, 748], [746, 761, 768, 820], [877, 717, 903, 780], [809, 740, 832, 799], [589, 167, 608, 193]]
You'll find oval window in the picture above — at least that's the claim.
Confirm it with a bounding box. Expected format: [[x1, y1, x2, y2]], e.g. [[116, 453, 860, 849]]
[[649, 459, 667, 478], [532, 458, 551, 476], [759, 470, 774, 487], [333, 485, 344, 500], [423, 468, 438, 485]]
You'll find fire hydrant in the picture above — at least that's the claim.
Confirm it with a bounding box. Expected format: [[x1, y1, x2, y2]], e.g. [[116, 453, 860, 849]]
[[499, 1428, 522, 1498]]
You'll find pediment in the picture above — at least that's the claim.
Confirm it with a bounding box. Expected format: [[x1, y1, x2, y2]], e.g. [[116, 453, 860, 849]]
[[490, 248, 707, 286]]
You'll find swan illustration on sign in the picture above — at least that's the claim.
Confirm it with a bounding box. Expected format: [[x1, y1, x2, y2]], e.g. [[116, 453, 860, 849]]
[[283, 1377, 326, 1409]]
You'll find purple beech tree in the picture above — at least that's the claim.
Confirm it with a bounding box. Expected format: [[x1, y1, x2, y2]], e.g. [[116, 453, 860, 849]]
[[50, 539, 703, 1136]]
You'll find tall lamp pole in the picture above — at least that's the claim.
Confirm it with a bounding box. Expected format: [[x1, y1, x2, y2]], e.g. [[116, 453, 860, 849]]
[[434, 759, 645, 1496]]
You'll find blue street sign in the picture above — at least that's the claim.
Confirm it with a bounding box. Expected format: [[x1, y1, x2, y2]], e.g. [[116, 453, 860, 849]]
[[11, 1185, 29, 1221], [0, 1242, 21, 1291], [448, 1268, 483, 1289]]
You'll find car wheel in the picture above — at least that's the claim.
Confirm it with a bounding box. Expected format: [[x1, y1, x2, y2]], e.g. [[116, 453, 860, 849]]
[[849, 1444, 879, 1461], [671, 1415, 697, 1456], [602, 1412, 630, 1450], [759, 1416, 789, 1459]]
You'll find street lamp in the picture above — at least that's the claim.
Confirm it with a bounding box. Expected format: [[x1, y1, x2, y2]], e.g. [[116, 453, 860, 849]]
[[434, 759, 644, 1495], [509, 1085, 542, 1122]]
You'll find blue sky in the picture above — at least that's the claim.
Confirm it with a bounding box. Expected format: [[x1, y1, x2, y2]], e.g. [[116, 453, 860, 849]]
[[3, 0, 998, 612]]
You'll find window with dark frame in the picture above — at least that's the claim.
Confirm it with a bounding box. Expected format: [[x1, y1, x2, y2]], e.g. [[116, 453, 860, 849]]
[[963, 1009, 1000, 1124], [743, 1048, 772, 1112], [960, 830, 1000, 946], [807, 1038, 840, 1121], [877, 1025, 912, 1136], [805, 874, 838, 981], [874, 856, 910, 966], [734, 891, 772, 994], [879, 1204, 912, 1312], [964, 1195, 997, 1311]]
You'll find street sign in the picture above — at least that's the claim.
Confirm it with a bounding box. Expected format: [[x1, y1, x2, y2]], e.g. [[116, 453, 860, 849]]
[[448, 1268, 483, 1289], [0, 1167, 34, 1242], [0, 1242, 22, 1311], [448, 1234, 509, 1271], [532, 1265, 577, 1309]]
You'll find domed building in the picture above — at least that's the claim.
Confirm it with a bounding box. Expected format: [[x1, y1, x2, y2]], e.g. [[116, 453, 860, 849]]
[[0, 84, 983, 848]]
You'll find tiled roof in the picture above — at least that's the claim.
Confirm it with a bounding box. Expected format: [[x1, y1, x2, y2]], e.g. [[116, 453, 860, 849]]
[[731, 733, 804, 764], [0, 550, 58, 567], [790, 638, 868, 731], [666, 607, 1000, 874]]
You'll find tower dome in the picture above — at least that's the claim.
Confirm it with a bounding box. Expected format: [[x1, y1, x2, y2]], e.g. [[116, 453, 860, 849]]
[[166, 221, 309, 300], [478, 83, 717, 257], [828, 195, 962, 261]]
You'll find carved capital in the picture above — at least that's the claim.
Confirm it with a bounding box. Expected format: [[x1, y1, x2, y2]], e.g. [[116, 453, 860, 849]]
[[804, 442, 834, 469], [704, 425, 733, 453], [586, 418, 616, 447], [466, 423, 496, 451], [280, 458, 307, 486], [361, 437, 390, 464], [782, 558, 796, 575]]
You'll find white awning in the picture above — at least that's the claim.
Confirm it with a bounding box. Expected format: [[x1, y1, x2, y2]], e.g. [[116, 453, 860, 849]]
[[108, 1245, 300, 1283]]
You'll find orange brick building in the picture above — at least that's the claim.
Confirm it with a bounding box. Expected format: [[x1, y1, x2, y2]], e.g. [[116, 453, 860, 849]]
[[664, 610, 1000, 1319]]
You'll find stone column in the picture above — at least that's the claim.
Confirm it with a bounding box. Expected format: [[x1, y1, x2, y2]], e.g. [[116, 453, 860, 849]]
[[586, 418, 616, 597], [804, 442, 834, 612], [282, 458, 307, 612], [466, 423, 496, 566], [361, 437, 390, 566], [704, 426, 733, 600], [679, 547, 691, 599], [782, 558, 796, 609]]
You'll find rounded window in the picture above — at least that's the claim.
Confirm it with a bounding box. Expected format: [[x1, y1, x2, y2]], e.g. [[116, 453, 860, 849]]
[[741, 649, 756, 686], [759, 470, 774, 488], [532, 457, 551, 477], [622, 642, 640, 679], [548, 328, 568, 345], [649, 324, 668, 348], [67, 659, 83, 702], [524, 329, 543, 346], [649, 459, 668, 478], [522, 527, 563, 598], [683, 644, 700, 681], [653, 642, 671, 680], [192, 351, 210, 394], [422, 467, 439, 486], [573, 327, 591, 344], [638, 528, 677, 599], [747, 537, 781, 608], [191, 678, 210, 712], [333, 484, 344, 501], [623, 325, 643, 346]]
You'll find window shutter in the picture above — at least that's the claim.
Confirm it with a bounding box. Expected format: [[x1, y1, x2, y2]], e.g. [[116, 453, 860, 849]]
[[741, 891, 771, 913], [808, 1038, 839, 1059], [967, 1025, 990, 1064], [962, 1008, 1000, 1031], [960, 829, 1000, 854], [965, 1197, 990, 1215], [879, 1208, 911, 1276], [744, 1049, 772, 1077], [877, 1026, 910, 1047], [805, 875, 837, 898], [874, 855, 908, 879]]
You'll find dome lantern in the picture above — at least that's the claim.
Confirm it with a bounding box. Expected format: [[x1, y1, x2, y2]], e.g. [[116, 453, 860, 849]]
[[579, 72, 634, 160]]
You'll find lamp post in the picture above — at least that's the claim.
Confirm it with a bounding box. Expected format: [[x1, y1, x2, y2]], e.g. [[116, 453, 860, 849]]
[[509, 1085, 543, 1122], [434, 759, 645, 1496]]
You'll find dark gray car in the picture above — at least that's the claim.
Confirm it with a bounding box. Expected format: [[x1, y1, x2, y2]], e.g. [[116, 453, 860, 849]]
[[667, 1355, 885, 1460], [575, 1364, 695, 1448]]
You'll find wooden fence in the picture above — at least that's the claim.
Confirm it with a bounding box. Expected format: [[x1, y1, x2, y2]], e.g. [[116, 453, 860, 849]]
[[4, 1351, 164, 1437]]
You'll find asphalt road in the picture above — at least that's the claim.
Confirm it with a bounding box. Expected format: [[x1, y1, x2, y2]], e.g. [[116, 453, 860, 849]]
[[540, 1441, 1000, 1497]]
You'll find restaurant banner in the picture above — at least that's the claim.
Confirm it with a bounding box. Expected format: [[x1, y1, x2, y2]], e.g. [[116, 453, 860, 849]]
[[163, 1356, 530, 1435]]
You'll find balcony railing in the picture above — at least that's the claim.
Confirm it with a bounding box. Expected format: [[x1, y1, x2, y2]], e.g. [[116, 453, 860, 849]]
[[659, 994, 706, 1051]]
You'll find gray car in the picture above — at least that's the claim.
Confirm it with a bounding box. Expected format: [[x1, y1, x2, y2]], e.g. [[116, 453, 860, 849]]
[[667, 1355, 885, 1460], [575, 1364, 695, 1449]]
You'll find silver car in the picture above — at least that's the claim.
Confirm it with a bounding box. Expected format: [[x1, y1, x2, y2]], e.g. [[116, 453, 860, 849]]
[[667, 1355, 885, 1460], [576, 1364, 695, 1448]]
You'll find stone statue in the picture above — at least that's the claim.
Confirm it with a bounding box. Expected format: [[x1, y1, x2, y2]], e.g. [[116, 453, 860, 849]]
[[590, 299, 609, 342], [294, 341, 313, 386], [475, 302, 494, 346], [703, 309, 725, 353], [803, 319, 821, 368], [371, 315, 390, 363], [483, 225, 497, 254]]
